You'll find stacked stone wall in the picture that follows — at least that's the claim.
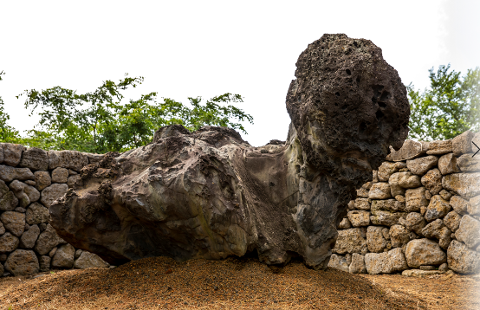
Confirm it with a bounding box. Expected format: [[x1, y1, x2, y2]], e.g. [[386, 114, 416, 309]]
[[329, 131, 480, 276], [0, 145, 110, 277]]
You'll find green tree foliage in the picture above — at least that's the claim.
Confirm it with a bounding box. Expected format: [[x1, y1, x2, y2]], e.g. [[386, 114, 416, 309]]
[[408, 65, 480, 141], [16, 75, 253, 153], [0, 71, 22, 143]]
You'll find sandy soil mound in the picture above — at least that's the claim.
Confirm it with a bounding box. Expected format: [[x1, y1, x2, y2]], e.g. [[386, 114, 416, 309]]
[[1, 256, 478, 309]]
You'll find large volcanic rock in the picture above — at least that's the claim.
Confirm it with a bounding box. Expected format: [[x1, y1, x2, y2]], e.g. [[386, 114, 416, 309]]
[[49, 34, 410, 269]]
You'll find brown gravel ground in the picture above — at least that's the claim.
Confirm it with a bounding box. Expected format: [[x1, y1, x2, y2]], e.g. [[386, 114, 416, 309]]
[[0, 255, 479, 310]]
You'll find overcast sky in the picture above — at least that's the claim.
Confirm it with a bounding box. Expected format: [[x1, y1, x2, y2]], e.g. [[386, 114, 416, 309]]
[[1, 0, 479, 147]]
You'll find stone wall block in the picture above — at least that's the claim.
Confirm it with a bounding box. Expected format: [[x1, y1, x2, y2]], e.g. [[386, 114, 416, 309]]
[[404, 238, 446, 268], [377, 162, 398, 181], [348, 253, 366, 274], [421, 169, 443, 195], [450, 195, 469, 215], [400, 212, 426, 235], [406, 156, 438, 175], [443, 173, 480, 199], [371, 199, 405, 212], [39, 255, 51, 272], [347, 210, 370, 227], [438, 153, 460, 175], [366, 226, 388, 253], [2, 144, 26, 167], [389, 225, 410, 248], [457, 154, 480, 172], [332, 228, 367, 255], [405, 187, 428, 212], [4, 249, 39, 276], [455, 215, 480, 249], [67, 175, 83, 189], [368, 183, 392, 199], [74, 251, 109, 269], [48, 150, 89, 172], [386, 140, 428, 162], [365, 248, 407, 275], [337, 218, 351, 229], [25, 202, 49, 225], [52, 244, 75, 268], [354, 198, 371, 210], [443, 211, 461, 232], [447, 240, 480, 274], [19, 224, 40, 249], [34, 171, 51, 191], [468, 195, 480, 215], [0, 165, 34, 182], [0, 190, 19, 211], [370, 210, 405, 227], [327, 254, 350, 272], [40, 183, 68, 208], [452, 130, 473, 156], [0, 211, 25, 237], [0, 232, 19, 253], [34, 224, 66, 255], [426, 140, 453, 155], [51, 167, 69, 183], [19, 147, 48, 171], [424, 195, 451, 222]]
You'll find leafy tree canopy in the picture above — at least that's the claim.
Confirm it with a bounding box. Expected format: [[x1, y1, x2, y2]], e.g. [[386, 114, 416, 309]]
[[408, 65, 480, 141], [0, 71, 22, 143], [10, 75, 253, 153]]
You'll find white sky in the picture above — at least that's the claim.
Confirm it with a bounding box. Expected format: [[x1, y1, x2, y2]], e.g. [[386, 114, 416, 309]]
[[1, 0, 479, 147]]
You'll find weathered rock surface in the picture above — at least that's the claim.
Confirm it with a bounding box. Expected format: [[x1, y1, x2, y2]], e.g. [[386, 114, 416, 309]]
[[386, 140, 428, 162], [349, 253, 366, 274], [48, 150, 89, 172], [457, 154, 480, 172], [455, 215, 480, 249], [39, 255, 51, 272], [389, 225, 410, 248], [377, 162, 397, 182], [19, 147, 49, 171], [40, 183, 68, 208], [52, 243, 75, 268], [424, 195, 451, 222], [333, 228, 367, 255], [0, 232, 19, 253], [365, 248, 407, 275], [51, 167, 69, 183], [426, 140, 453, 155], [74, 251, 109, 269], [366, 226, 388, 253], [443, 211, 461, 232], [369, 183, 392, 199], [405, 187, 428, 212], [34, 171, 51, 191], [34, 224, 65, 255], [20, 224, 40, 249], [4, 249, 39, 276], [468, 195, 480, 215], [452, 130, 473, 156], [450, 195, 469, 215], [354, 198, 371, 210], [49, 34, 410, 268], [9, 180, 40, 208], [404, 238, 446, 268], [402, 269, 444, 277], [0, 185, 18, 212], [421, 169, 442, 195], [438, 153, 459, 175], [25, 202, 50, 225], [2, 144, 26, 167], [447, 240, 480, 274], [406, 156, 438, 175], [443, 173, 480, 198], [0, 165, 34, 182], [0, 211, 25, 237], [327, 254, 350, 272]]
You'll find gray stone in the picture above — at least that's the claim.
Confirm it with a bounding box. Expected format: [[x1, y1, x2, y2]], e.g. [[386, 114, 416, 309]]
[[15, 207, 26, 213], [404, 238, 447, 268], [25, 202, 49, 225], [354, 198, 371, 210], [402, 269, 444, 277], [386, 140, 428, 162], [74, 248, 83, 259], [0, 188, 18, 212], [468, 195, 480, 215], [67, 175, 83, 189], [443, 173, 480, 199], [0, 211, 25, 237], [9, 180, 40, 208], [34, 171, 51, 191], [389, 225, 410, 248], [39, 255, 51, 272], [85, 153, 104, 165], [377, 162, 398, 182], [405, 187, 428, 212], [452, 130, 473, 156], [368, 182, 392, 199], [438, 153, 460, 175], [4, 249, 39, 276], [333, 228, 367, 255], [365, 248, 407, 275], [455, 215, 480, 249], [48, 150, 89, 172], [450, 195, 469, 215], [52, 243, 75, 268], [34, 224, 66, 255], [19, 224, 40, 249], [447, 240, 480, 274], [2, 143, 26, 166], [444, 211, 461, 232], [327, 254, 350, 272], [19, 147, 48, 171], [426, 140, 453, 155], [439, 262, 449, 272], [51, 167, 69, 183], [439, 189, 452, 201], [406, 156, 438, 175], [347, 210, 370, 227], [366, 226, 388, 253], [421, 169, 443, 195], [0, 233, 19, 253], [40, 183, 68, 208], [349, 253, 366, 274], [74, 251, 109, 269], [424, 195, 451, 222], [0, 165, 34, 182], [457, 154, 480, 172]]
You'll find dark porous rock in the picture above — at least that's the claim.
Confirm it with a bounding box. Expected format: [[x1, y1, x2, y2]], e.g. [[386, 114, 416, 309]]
[[48, 150, 89, 172], [2, 143, 26, 167], [4, 249, 39, 276], [49, 34, 410, 269], [34, 224, 66, 255], [19, 147, 49, 171]]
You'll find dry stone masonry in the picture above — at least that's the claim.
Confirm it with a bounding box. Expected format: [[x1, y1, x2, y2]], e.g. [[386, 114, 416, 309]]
[[0, 144, 110, 277], [329, 131, 480, 276]]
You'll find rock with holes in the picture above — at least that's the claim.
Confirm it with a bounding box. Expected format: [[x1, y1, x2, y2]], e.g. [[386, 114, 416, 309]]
[[40, 183, 68, 208], [366, 226, 388, 253], [389, 224, 410, 248], [444, 211, 462, 232], [400, 212, 426, 235], [337, 218, 351, 229], [365, 248, 407, 275], [48, 150, 89, 172], [421, 169, 443, 195], [354, 198, 371, 210], [0, 211, 25, 237], [404, 238, 446, 268], [406, 156, 438, 175], [405, 187, 428, 212], [447, 240, 480, 274], [371, 199, 405, 212], [0, 233, 19, 253], [443, 173, 480, 199], [388, 172, 421, 197], [48, 34, 410, 269], [19, 147, 49, 171], [424, 195, 451, 222], [2, 144, 26, 167], [348, 253, 366, 274], [368, 183, 392, 199], [377, 162, 398, 182], [426, 140, 453, 155], [25, 202, 49, 225], [0, 186, 18, 212], [452, 130, 473, 156], [333, 228, 367, 255], [327, 254, 350, 272], [4, 249, 39, 276], [347, 210, 370, 227], [34, 224, 66, 255]]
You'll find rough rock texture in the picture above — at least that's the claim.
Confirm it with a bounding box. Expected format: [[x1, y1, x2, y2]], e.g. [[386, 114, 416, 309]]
[[405, 187, 428, 212], [386, 140, 428, 162], [421, 169, 442, 195], [2, 144, 26, 167], [51, 167, 69, 183], [447, 240, 480, 274], [443, 173, 480, 199], [347, 210, 370, 227], [450, 195, 469, 215], [365, 248, 407, 275], [0, 211, 25, 237], [19, 224, 40, 249], [34, 224, 65, 255], [406, 156, 438, 175], [366, 226, 388, 253], [4, 249, 39, 276], [74, 251, 110, 269], [25, 202, 49, 225], [349, 253, 366, 274], [0, 232, 19, 253], [34, 171, 51, 191], [404, 239, 446, 268], [327, 254, 350, 272], [455, 215, 480, 249], [426, 140, 453, 155], [49, 34, 410, 269], [52, 243, 75, 268], [40, 183, 68, 208], [438, 153, 460, 175], [19, 147, 48, 171], [48, 151, 89, 172]]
